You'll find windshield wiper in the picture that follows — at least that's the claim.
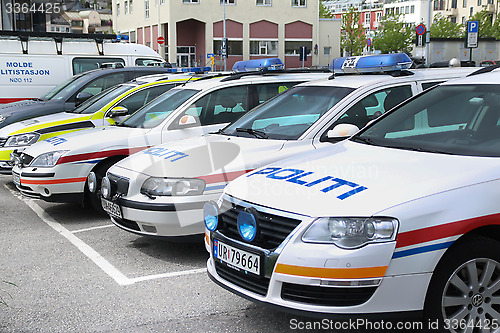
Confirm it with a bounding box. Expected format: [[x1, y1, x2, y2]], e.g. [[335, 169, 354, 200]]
[[350, 136, 376, 145], [236, 127, 268, 139], [210, 128, 227, 135]]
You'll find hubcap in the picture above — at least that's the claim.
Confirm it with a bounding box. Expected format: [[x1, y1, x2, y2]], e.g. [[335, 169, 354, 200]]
[[441, 258, 500, 331]]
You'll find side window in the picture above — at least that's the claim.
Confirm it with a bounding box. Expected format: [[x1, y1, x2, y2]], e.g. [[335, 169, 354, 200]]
[[421, 81, 443, 90], [179, 85, 250, 126], [72, 58, 125, 75], [331, 85, 413, 130], [77, 73, 127, 98], [111, 84, 175, 116], [255, 82, 301, 103]]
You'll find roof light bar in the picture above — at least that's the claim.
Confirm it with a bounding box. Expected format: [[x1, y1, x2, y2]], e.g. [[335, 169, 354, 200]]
[[165, 67, 211, 74], [330, 54, 413, 74], [232, 58, 285, 73]]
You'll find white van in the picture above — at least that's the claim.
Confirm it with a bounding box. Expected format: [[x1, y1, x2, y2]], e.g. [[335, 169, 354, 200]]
[[0, 31, 163, 103]]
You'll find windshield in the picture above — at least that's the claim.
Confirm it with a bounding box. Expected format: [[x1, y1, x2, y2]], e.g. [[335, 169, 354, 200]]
[[118, 88, 199, 128], [70, 84, 133, 114], [41, 73, 86, 100], [223, 86, 354, 140], [356, 84, 500, 157]]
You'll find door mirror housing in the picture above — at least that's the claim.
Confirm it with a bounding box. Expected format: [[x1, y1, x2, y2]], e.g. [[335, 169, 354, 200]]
[[75, 92, 93, 104], [108, 106, 128, 117], [178, 115, 198, 127], [327, 123, 360, 139]]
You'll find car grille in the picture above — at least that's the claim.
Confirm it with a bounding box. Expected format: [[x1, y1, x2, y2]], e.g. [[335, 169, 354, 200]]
[[281, 283, 377, 306], [215, 261, 270, 296], [112, 217, 140, 231], [107, 172, 130, 197], [0, 138, 7, 148], [217, 199, 302, 250]]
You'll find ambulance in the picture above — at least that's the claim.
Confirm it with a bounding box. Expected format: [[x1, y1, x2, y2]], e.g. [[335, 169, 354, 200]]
[[97, 54, 476, 239], [205, 69, 500, 328], [0, 31, 163, 103], [12, 59, 327, 211], [3, 71, 205, 174]]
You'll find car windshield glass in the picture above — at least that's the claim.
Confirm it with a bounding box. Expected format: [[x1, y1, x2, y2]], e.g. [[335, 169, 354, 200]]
[[71, 84, 133, 114], [224, 86, 354, 140], [118, 88, 199, 128], [40, 73, 86, 100], [355, 84, 500, 157]]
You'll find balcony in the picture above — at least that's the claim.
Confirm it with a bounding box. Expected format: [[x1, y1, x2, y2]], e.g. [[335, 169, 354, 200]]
[[485, 3, 495, 13], [443, 8, 458, 16]]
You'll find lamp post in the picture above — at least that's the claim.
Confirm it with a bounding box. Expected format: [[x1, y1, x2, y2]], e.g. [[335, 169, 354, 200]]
[[223, 0, 227, 71]]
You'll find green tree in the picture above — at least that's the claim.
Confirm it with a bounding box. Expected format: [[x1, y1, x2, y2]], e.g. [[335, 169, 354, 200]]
[[372, 13, 414, 53], [430, 13, 464, 38], [320, 2, 334, 19], [469, 9, 500, 38], [341, 7, 366, 56]]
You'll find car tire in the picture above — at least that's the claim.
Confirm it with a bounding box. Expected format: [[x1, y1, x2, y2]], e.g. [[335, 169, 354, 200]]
[[424, 235, 500, 332], [85, 159, 119, 214]]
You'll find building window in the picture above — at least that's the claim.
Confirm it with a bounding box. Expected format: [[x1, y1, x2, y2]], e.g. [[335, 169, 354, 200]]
[[145, 0, 149, 19], [213, 40, 243, 56], [451, 16, 457, 23], [285, 41, 312, 55], [257, 0, 272, 5], [324, 46, 331, 55], [477, 0, 481, 5], [365, 12, 370, 23], [410, 5, 414, 13], [376, 12, 382, 21], [130, 0, 133, 13], [117, 3, 120, 16], [463, 0, 467, 7], [220, 0, 235, 4], [395, 7, 399, 14], [405, 5, 409, 13], [292, 0, 306, 7], [250, 41, 278, 55], [451, 0, 457, 8], [160, 0, 165, 4], [462, 16, 466, 23], [124, 0, 128, 13], [470, 6, 473, 16], [183, 0, 199, 3]]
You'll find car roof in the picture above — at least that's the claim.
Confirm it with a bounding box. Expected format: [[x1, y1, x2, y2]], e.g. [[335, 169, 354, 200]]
[[440, 68, 500, 85], [296, 67, 478, 89]]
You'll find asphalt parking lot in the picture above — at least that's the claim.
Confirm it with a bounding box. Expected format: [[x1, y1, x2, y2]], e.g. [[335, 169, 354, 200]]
[[0, 175, 313, 332]]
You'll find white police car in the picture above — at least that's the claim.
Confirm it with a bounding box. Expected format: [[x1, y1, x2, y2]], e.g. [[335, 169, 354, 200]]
[[205, 68, 500, 328], [101, 54, 476, 239], [12, 59, 328, 211]]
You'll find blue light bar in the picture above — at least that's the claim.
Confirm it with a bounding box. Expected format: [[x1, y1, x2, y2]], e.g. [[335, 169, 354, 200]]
[[165, 67, 211, 73], [330, 54, 413, 74], [232, 58, 285, 73]]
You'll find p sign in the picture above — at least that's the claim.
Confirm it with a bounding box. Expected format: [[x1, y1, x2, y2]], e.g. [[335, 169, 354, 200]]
[[468, 21, 479, 33]]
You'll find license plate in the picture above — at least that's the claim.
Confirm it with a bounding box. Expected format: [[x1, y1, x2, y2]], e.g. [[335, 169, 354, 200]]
[[12, 173, 20, 186], [101, 198, 122, 219], [213, 239, 260, 276]]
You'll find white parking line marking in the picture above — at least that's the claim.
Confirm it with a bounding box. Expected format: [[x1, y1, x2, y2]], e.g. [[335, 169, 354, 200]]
[[5, 184, 206, 285], [72, 224, 115, 234]]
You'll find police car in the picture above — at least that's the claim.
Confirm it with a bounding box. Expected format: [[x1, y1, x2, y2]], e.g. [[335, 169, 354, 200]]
[[13, 59, 327, 211], [205, 68, 500, 327], [3, 72, 205, 174], [99, 54, 477, 239]]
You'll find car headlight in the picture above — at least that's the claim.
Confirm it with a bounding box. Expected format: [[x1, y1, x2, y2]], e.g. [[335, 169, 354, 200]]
[[140, 177, 206, 197], [302, 217, 398, 249], [30, 150, 68, 167], [5, 133, 40, 147]]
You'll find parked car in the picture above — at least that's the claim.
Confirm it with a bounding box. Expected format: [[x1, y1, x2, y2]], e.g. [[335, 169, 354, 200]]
[[96, 54, 476, 239], [205, 67, 500, 326]]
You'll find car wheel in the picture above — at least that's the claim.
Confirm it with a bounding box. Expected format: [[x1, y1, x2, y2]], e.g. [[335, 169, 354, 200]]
[[424, 236, 500, 332], [85, 159, 119, 214]]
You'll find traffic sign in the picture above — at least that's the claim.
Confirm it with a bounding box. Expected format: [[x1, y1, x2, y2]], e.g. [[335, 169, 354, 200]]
[[466, 21, 479, 48], [157, 36, 165, 45], [207, 53, 215, 58], [416, 24, 426, 36], [367, 38, 371, 47]]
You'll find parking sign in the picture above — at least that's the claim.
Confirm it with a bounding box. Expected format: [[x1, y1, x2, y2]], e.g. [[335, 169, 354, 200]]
[[467, 21, 479, 48]]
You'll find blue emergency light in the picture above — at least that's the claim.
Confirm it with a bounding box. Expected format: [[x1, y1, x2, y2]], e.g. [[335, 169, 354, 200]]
[[232, 58, 285, 73], [166, 66, 211, 74], [330, 53, 413, 74]]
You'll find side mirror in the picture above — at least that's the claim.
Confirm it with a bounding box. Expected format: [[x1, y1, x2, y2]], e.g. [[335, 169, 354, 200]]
[[75, 92, 93, 104], [178, 115, 197, 127], [108, 106, 128, 117], [327, 123, 360, 139]]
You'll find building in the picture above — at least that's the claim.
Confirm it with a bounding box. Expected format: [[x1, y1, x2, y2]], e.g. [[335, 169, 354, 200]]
[[112, 0, 341, 69]]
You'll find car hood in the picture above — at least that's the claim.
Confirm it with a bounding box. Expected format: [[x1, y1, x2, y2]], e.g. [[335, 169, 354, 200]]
[[0, 99, 65, 129], [22, 126, 152, 158], [0, 112, 92, 137], [113, 134, 287, 179], [224, 140, 500, 218]]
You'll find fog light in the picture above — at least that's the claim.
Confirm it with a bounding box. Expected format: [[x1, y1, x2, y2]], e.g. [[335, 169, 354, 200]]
[[237, 210, 257, 242], [203, 201, 219, 232], [87, 172, 97, 193], [101, 176, 111, 199]]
